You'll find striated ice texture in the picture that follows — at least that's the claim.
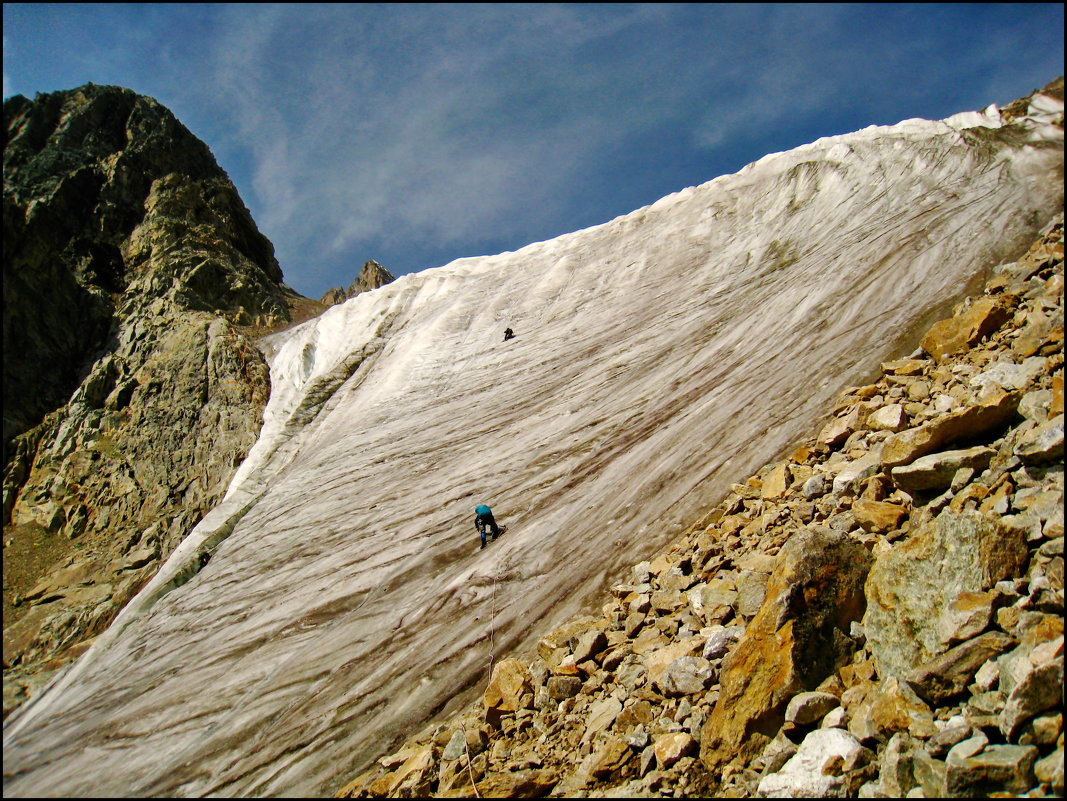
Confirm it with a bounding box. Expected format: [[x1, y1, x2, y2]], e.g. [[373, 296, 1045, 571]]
[[3, 97, 1063, 797]]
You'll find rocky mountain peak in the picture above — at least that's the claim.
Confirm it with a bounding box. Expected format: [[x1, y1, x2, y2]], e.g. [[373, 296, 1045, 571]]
[[4, 83, 293, 444], [319, 259, 397, 306], [3, 85, 303, 708]]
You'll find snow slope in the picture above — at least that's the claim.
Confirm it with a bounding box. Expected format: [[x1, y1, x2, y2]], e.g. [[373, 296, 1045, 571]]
[[4, 98, 1063, 797]]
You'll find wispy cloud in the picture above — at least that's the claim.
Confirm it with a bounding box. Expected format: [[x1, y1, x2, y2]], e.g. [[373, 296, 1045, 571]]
[[3, 3, 1062, 295], [202, 6, 685, 267]]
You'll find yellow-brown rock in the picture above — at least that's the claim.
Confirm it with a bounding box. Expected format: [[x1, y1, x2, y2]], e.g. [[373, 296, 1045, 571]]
[[438, 769, 556, 798], [920, 297, 1013, 361], [644, 637, 703, 687], [848, 678, 935, 742], [882, 359, 928, 376], [881, 390, 1021, 468], [761, 463, 792, 499], [483, 658, 531, 712], [654, 732, 696, 769], [699, 528, 871, 774], [853, 499, 908, 533]]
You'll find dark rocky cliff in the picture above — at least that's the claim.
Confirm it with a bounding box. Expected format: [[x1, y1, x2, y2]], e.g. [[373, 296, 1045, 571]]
[[2, 84, 297, 712]]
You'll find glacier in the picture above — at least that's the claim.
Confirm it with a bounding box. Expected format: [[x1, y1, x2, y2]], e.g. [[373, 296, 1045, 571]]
[[3, 97, 1063, 797]]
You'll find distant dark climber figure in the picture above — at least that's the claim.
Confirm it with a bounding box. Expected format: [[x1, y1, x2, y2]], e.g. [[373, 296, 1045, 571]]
[[198, 550, 211, 569], [503, 327, 515, 341], [474, 504, 504, 549]]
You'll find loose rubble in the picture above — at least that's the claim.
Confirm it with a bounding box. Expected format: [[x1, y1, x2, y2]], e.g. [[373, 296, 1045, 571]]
[[338, 214, 1063, 798]]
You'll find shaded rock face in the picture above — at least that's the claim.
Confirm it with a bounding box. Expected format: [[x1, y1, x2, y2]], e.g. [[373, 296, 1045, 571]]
[[2, 85, 294, 707], [320, 260, 396, 306], [3, 85, 288, 444]]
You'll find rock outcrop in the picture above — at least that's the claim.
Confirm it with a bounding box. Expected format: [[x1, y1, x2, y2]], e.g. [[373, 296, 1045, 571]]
[[320, 259, 396, 306], [2, 85, 299, 714], [338, 213, 1063, 798]]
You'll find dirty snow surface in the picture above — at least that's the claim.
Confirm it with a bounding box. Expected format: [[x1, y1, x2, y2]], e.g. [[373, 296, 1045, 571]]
[[4, 100, 1063, 796]]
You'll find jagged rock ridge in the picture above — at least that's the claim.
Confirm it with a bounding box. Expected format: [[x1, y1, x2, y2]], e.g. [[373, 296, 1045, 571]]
[[2, 83, 1063, 797], [2, 84, 301, 713], [320, 260, 397, 307]]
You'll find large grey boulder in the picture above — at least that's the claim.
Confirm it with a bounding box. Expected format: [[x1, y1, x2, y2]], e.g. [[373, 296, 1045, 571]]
[[865, 509, 1028, 679]]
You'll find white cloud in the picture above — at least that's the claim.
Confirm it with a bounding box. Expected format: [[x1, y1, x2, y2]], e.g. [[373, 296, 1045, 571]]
[[199, 4, 724, 278]]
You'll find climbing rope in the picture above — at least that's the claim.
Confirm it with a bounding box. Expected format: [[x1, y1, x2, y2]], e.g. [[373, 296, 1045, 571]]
[[460, 724, 482, 798]]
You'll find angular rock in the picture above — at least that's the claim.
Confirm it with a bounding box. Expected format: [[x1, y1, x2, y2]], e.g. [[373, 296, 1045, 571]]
[[881, 391, 1021, 468], [920, 297, 1013, 362], [945, 744, 1039, 797], [756, 728, 871, 798], [644, 638, 704, 688], [653, 732, 695, 770], [380, 744, 434, 797], [702, 625, 745, 661], [852, 500, 908, 533], [650, 589, 686, 613], [831, 452, 883, 496], [865, 509, 1028, 679], [547, 675, 583, 701], [581, 697, 623, 745], [802, 475, 828, 499], [587, 735, 633, 779], [879, 732, 920, 797], [867, 403, 908, 432], [784, 691, 840, 726], [936, 590, 999, 645], [688, 579, 738, 621], [657, 656, 715, 697], [890, 446, 995, 492], [881, 359, 928, 376], [446, 769, 556, 798], [912, 748, 947, 798], [483, 658, 532, 712], [735, 570, 770, 618], [572, 629, 609, 664], [1035, 748, 1065, 794], [999, 657, 1064, 738], [945, 731, 989, 765], [970, 356, 1048, 392], [820, 406, 864, 449], [1014, 413, 1065, 464], [737, 551, 778, 574], [700, 528, 871, 774], [762, 463, 792, 499], [849, 677, 935, 743], [905, 631, 1015, 704]]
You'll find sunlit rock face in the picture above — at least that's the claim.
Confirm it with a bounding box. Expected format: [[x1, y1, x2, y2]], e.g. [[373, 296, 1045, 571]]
[[320, 259, 397, 306], [3, 93, 1062, 797]]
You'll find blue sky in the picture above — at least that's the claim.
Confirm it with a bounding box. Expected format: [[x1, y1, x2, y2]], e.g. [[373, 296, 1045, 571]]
[[3, 4, 1064, 300]]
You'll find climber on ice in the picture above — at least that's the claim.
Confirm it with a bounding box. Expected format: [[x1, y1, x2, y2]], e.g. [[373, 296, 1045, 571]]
[[474, 504, 506, 549]]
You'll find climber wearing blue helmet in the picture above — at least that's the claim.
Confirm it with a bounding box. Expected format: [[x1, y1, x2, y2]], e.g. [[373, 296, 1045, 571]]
[[474, 504, 503, 549]]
